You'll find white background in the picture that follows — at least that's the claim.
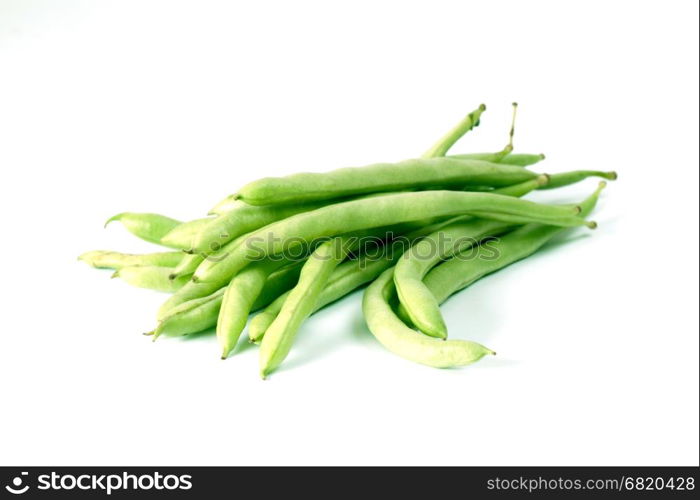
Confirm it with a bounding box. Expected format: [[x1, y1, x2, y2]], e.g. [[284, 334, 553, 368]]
[[0, 0, 697, 466]]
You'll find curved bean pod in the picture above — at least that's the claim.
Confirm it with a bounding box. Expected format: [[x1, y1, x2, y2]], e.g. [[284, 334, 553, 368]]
[[104, 212, 182, 246], [399, 182, 607, 331], [362, 268, 495, 368], [112, 266, 190, 293], [391, 176, 550, 337], [394, 219, 517, 338], [194, 190, 592, 287], [78, 250, 185, 270]]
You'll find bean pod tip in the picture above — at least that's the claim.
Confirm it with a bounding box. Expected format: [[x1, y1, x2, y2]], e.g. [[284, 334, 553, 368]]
[[104, 213, 124, 229]]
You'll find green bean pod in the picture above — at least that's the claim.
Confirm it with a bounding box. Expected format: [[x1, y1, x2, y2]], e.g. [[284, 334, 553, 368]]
[[259, 238, 351, 378], [236, 158, 539, 206], [472, 169, 615, 194], [160, 217, 214, 250], [79, 250, 185, 270], [194, 190, 592, 288], [112, 266, 190, 293], [452, 153, 545, 167], [218, 258, 291, 359], [541, 170, 617, 190], [104, 212, 182, 246], [394, 219, 518, 338], [422, 104, 486, 158], [363, 268, 495, 368]]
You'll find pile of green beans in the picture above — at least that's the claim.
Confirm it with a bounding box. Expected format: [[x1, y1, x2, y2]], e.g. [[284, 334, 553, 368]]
[[80, 103, 616, 378]]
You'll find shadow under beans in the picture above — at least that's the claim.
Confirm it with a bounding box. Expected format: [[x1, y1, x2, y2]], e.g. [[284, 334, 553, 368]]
[[435, 289, 502, 347], [272, 336, 342, 375], [474, 356, 524, 369], [273, 295, 364, 374], [535, 231, 592, 255], [349, 309, 378, 346], [176, 326, 215, 342], [170, 324, 257, 359], [231, 333, 257, 355], [437, 232, 596, 347]]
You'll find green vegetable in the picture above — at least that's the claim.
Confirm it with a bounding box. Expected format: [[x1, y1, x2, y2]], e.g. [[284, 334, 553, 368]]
[[218, 258, 292, 359], [81, 102, 615, 378], [112, 266, 190, 293], [259, 238, 351, 378], [236, 158, 539, 206], [79, 250, 185, 270], [104, 212, 182, 246]]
